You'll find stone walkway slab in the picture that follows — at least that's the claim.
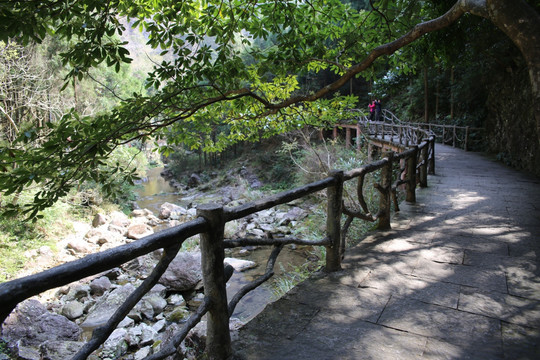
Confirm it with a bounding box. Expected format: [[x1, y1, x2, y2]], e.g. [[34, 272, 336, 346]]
[[233, 145, 540, 359]]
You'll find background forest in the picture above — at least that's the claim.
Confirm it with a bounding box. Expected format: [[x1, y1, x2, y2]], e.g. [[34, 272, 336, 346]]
[[2, 0, 537, 177]]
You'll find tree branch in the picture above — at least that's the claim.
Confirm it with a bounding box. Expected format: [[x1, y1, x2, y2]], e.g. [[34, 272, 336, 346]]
[[266, 1, 469, 111]]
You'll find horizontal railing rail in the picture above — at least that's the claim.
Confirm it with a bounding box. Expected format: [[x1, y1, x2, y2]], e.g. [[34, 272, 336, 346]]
[[0, 120, 436, 359], [414, 123, 485, 151], [338, 109, 484, 151], [381, 109, 485, 151]]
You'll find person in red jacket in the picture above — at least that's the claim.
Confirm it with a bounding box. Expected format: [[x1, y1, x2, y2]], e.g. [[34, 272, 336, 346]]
[[368, 100, 376, 120]]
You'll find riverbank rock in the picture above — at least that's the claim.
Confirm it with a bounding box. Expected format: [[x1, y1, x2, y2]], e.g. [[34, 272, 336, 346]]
[[89, 276, 112, 296], [110, 210, 131, 226], [158, 202, 188, 220], [66, 238, 93, 254], [2, 299, 82, 358], [39, 340, 84, 360], [61, 300, 85, 320], [159, 251, 203, 291], [81, 284, 135, 329], [187, 173, 202, 188], [240, 166, 263, 189], [101, 328, 128, 358], [127, 223, 154, 240], [92, 213, 109, 227], [224, 258, 257, 272]]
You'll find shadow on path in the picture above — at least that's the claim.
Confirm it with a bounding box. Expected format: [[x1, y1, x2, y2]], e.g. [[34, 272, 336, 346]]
[[232, 145, 540, 360]]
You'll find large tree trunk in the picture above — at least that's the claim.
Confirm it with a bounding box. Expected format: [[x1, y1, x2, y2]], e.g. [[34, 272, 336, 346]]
[[467, 0, 540, 141], [495, 0, 540, 143]]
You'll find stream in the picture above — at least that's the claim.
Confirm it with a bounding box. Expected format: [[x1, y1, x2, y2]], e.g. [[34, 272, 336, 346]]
[[135, 167, 314, 322]]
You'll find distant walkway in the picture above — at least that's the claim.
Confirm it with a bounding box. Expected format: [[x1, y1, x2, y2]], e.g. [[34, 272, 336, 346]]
[[233, 144, 540, 359]]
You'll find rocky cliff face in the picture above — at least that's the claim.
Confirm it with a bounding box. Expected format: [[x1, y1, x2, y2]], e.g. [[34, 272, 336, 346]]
[[485, 65, 540, 176]]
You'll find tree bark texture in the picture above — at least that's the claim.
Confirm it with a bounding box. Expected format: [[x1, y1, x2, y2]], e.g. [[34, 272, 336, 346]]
[[377, 152, 393, 230], [465, 0, 540, 141], [326, 170, 343, 272], [406, 146, 418, 203], [197, 204, 232, 359]]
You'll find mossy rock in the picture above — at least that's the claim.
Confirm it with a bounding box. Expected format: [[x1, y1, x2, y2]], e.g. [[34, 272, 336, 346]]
[[166, 306, 190, 323]]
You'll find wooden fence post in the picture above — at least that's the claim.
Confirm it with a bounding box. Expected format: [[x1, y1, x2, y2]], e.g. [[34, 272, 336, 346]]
[[406, 146, 418, 203], [464, 126, 469, 151], [452, 125, 457, 147], [345, 127, 351, 148], [429, 138, 436, 175], [377, 152, 393, 230], [442, 126, 446, 144], [326, 170, 343, 272], [419, 145, 428, 188], [197, 204, 231, 359]]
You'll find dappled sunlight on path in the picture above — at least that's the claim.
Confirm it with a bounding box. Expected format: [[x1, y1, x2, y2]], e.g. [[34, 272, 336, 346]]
[[233, 144, 540, 359]]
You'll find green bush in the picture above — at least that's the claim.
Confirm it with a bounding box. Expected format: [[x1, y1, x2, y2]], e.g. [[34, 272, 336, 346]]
[[253, 149, 296, 190], [107, 145, 149, 178], [74, 145, 149, 211], [0, 144, 150, 280], [282, 135, 385, 249], [0, 191, 83, 281], [164, 147, 201, 178], [0, 339, 11, 356]]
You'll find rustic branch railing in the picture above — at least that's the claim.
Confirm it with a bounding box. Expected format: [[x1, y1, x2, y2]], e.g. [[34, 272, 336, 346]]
[[0, 119, 435, 359], [416, 123, 484, 151], [336, 109, 483, 152], [380, 109, 485, 151]]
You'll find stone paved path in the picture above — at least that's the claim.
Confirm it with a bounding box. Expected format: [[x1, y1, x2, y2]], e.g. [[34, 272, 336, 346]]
[[232, 144, 540, 359]]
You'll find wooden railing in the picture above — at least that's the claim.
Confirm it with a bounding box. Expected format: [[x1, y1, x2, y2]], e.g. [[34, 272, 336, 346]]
[[335, 109, 484, 151], [0, 120, 435, 359], [382, 109, 484, 151], [415, 122, 484, 151]]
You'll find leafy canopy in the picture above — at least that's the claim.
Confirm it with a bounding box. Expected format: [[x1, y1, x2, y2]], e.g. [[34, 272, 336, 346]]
[[0, 0, 452, 216]]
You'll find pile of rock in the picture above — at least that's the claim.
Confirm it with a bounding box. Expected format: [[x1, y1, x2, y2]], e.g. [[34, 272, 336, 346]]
[[225, 205, 310, 240], [156, 200, 313, 242], [2, 247, 256, 360], [1, 205, 259, 360], [2, 196, 313, 359]]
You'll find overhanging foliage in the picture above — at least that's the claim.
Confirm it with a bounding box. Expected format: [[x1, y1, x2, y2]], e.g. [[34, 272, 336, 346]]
[[0, 0, 538, 217]]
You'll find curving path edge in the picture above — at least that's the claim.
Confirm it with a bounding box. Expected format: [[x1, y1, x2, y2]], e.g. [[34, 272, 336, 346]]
[[232, 144, 540, 360]]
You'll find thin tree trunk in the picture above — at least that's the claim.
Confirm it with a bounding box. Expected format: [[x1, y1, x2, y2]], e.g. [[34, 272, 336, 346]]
[[450, 66, 455, 120], [409, 77, 413, 120], [435, 66, 440, 121], [423, 66, 429, 123]]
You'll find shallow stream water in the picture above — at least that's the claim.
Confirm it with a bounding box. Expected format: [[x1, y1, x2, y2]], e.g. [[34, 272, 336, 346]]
[[135, 167, 314, 322]]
